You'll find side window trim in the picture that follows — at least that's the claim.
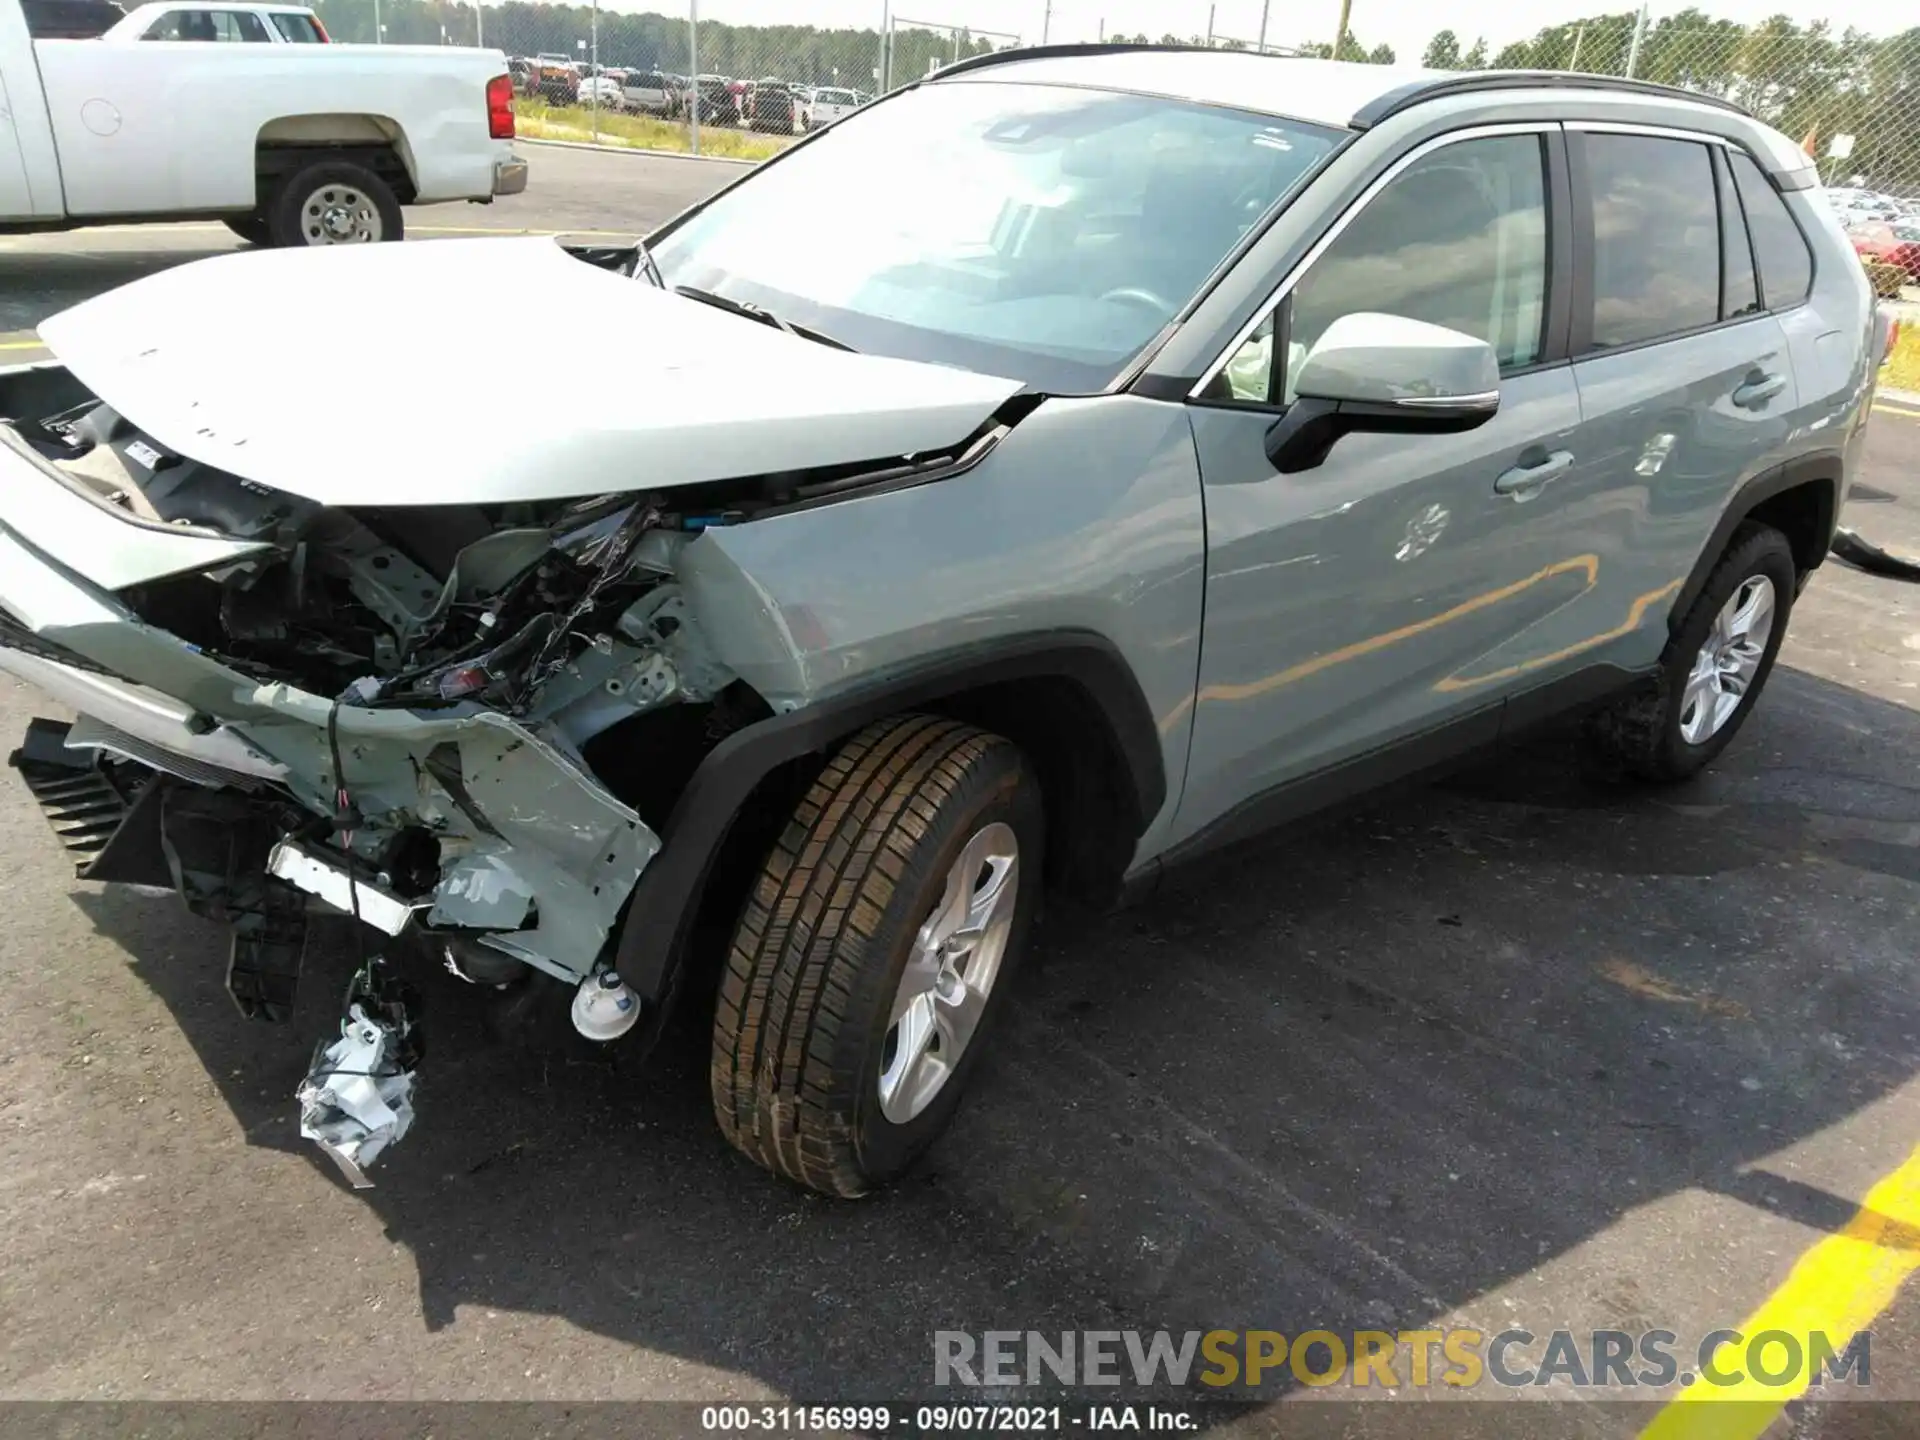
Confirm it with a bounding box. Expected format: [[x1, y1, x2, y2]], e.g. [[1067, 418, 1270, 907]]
[[1711, 144, 1760, 317], [1188, 121, 1567, 405]]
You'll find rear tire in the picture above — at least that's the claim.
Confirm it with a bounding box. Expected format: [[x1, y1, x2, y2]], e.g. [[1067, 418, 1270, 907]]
[[711, 715, 1043, 1197], [1587, 523, 1796, 782], [266, 161, 404, 247]]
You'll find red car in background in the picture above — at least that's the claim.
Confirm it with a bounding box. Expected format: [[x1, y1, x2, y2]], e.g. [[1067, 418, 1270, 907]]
[[1851, 220, 1920, 284]]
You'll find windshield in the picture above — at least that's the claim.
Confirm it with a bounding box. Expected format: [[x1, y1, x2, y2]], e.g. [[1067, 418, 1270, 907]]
[[651, 80, 1342, 392]]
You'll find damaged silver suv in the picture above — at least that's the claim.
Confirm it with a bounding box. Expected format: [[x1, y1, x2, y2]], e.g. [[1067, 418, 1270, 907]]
[[0, 48, 1885, 1195]]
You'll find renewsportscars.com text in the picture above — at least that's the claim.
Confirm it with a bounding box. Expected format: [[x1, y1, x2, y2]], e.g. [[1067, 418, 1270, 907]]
[[932, 1328, 1871, 1390]]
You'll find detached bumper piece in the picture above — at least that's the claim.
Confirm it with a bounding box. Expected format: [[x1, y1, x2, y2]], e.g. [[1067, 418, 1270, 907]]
[[8, 717, 171, 884], [297, 961, 423, 1189]]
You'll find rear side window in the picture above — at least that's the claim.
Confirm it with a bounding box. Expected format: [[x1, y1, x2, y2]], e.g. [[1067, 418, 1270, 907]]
[[146, 8, 270, 39], [1729, 150, 1815, 309], [270, 12, 324, 41], [1715, 151, 1761, 320], [1586, 134, 1720, 350]]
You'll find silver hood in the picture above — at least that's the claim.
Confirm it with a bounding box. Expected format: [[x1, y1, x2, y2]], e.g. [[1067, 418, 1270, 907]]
[[35, 236, 1027, 507]]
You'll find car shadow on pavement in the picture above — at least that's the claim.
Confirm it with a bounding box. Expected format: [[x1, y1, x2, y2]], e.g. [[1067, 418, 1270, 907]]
[[66, 660, 1920, 1404]]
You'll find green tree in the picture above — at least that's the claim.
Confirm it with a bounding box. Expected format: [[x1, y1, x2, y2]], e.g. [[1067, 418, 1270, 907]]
[[1422, 29, 1461, 69]]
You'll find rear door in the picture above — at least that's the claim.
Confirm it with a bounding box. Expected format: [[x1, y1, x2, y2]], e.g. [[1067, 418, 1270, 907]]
[[1543, 126, 1799, 681]]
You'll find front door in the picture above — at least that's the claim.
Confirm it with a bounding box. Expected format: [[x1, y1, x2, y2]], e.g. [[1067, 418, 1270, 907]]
[[1175, 125, 1593, 847]]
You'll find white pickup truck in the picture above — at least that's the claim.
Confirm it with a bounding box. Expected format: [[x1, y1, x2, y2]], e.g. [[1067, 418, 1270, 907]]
[[1, 0, 527, 244]]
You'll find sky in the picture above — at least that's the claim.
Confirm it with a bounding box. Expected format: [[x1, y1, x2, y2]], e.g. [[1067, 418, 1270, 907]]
[[655, 0, 1902, 64]]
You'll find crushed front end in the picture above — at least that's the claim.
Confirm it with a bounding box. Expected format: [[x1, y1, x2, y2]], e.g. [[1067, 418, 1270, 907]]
[[0, 362, 752, 1179]]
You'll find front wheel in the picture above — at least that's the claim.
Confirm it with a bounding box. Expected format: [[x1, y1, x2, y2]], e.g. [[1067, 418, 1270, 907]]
[[711, 715, 1043, 1197], [267, 161, 404, 247], [1587, 522, 1796, 782]]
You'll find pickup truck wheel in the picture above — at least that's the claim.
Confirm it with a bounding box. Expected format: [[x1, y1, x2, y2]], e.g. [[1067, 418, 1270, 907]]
[[1587, 523, 1796, 782], [268, 162, 404, 247], [711, 714, 1042, 1197], [223, 214, 270, 245]]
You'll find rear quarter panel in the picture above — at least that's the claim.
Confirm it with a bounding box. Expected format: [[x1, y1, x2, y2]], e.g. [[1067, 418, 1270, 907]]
[[28, 40, 512, 213]]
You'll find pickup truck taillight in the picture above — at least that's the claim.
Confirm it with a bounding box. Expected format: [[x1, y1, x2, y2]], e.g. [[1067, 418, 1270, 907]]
[[487, 75, 516, 140]]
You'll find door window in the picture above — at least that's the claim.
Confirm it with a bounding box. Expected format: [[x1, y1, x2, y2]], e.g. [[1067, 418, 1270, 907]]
[[1716, 150, 1761, 320], [1216, 132, 1549, 404], [1585, 134, 1719, 349]]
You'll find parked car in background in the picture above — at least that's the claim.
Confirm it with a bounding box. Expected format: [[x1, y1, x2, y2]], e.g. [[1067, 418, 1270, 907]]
[[1, 0, 525, 243], [800, 85, 861, 129], [577, 73, 621, 107], [619, 68, 676, 115], [22, 0, 125, 37], [533, 52, 577, 103], [1849, 220, 1920, 288], [103, 0, 328, 41], [745, 78, 797, 133], [685, 72, 739, 125]]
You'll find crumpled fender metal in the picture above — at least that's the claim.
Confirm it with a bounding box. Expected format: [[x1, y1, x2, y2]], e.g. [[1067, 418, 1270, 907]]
[[611, 630, 1166, 1005]]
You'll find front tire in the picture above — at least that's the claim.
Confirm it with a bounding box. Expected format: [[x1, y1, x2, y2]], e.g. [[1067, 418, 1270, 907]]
[[1587, 522, 1796, 782], [267, 161, 404, 247], [711, 715, 1043, 1197]]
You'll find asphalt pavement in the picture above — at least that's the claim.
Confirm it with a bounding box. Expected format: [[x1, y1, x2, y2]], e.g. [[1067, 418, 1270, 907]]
[[2, 145, 1920, 1434]]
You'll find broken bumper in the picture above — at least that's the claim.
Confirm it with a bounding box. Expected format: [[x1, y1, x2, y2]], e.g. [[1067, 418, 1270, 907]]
[[0, 411, 657, 983]]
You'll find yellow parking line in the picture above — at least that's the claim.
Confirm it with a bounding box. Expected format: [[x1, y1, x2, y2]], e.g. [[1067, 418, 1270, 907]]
[[0, 339, 44, 351], [1875, 402, 1920, 419], [1638, 1140, 1920, 1440]]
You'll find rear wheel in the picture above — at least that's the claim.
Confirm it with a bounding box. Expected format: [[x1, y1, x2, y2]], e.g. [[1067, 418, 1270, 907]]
[[711, 715, 1043, 1197], [1587, 523, 1796, 782], [267, 161, 404, 247]]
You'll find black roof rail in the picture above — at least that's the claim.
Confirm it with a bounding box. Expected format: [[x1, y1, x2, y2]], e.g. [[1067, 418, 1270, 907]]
[[1352, 70, 1751, 128], [927, 41, 1266, 82]]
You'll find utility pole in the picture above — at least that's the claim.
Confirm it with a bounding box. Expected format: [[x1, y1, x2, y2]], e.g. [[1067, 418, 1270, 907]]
[[1256, 0, 1270, 53], [1625, 1, 1648, 77], [373, 0, 382, 43], [1332, 0, 1351, 59], [590, 0, 599, 143], [1205, 3, 1214, 45], [689, 0, 700, 154], [1040, 0, 1050, 44], [474, 0, 482, 47], [1569, 21, 1585, 70]]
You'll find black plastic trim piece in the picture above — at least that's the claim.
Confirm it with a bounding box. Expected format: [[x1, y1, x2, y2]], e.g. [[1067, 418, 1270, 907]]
[[611, 631, 1168, 1002], [1542, 127, 1576, 364], [1669, 453, 1843, 631], [1352, 71, 1750, 131], [1565, 129, 1597, 356]]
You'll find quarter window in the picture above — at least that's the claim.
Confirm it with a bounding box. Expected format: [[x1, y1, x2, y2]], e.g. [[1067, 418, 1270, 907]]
[[1586, 134, 1719, 349], [270, 12, 324, 41], [1729, 149, 1814, 308]]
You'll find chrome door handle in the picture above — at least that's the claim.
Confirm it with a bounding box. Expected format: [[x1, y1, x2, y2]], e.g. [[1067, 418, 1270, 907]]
[[1494, 449, 1574, 499], [1733, 373, 1786, 408]]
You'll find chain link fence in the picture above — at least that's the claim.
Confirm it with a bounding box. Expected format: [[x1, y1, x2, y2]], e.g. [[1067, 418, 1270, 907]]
[[304, 1, 1920, 269]]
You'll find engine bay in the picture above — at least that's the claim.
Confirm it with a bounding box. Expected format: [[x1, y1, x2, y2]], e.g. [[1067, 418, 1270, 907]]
[[12, 392, 745, 757]]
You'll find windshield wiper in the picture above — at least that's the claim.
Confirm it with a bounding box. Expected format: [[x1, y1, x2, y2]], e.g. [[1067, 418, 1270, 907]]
[[672, 284, 855, 351], [629, 237, 666, 288]]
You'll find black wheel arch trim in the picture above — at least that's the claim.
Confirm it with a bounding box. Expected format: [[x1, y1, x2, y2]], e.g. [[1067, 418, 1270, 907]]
[[1670, 451, 1842, 634], [610, 630, 1167, 1004]]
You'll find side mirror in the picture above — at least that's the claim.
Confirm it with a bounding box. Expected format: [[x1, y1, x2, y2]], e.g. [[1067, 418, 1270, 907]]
[[1264, 312, 1501, 474]]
